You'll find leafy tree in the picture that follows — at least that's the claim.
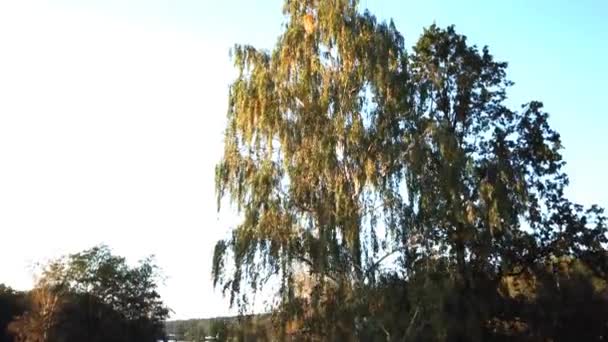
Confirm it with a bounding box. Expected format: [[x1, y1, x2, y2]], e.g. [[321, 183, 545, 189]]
[[54, 246, 169, 325], [212, 1, 608, 340], [8, 277, 66, 342], [405, 24, 607, 340], [8, 246, 170, 342], [213, 0, 408, 338]]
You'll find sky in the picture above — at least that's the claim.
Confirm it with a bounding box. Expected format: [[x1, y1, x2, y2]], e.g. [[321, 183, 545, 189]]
[[0, 0, 606, 320]]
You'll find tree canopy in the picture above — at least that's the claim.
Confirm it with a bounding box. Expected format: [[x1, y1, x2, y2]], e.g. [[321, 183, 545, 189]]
[[212, 0, 608, 341], [7, 246, 169, 342]]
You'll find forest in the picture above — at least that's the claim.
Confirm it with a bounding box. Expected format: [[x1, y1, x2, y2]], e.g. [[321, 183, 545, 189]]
[[1, 0, 606, 341]]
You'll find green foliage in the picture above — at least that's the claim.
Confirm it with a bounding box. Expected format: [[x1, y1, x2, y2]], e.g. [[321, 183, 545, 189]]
[[50, 245, 169, 328], [7, 246, 169, 342], [212, 1, 608, 340], [214, 0, 409, 326]]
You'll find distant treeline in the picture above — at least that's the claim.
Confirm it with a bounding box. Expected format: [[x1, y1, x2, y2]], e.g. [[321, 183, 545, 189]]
[[166, 314, 272, 341]]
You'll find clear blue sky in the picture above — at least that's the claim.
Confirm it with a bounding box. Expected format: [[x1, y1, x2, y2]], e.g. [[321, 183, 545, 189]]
[[0, 0, 605, 319]]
